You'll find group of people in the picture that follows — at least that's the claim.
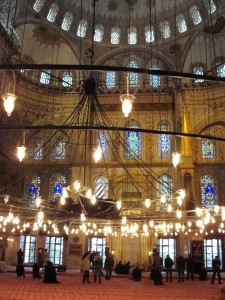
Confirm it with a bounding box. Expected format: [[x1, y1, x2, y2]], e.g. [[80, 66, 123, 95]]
[[115, 261, 131, 275], [151, 252, 222, 285], [81, 251, 115, 284]]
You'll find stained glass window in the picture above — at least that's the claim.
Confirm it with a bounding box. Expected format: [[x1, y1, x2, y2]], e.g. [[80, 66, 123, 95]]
[[61, 12, 73, 31], [190, 5, 202, 25], [204, 0, 216, 14], [124, 120, 142, 160], [97, 131, 109, 159], [51, 140, 66, 160], [193, 66, 204, 83], [157, 120, 171, 157], [30, 138, 43, 160], [77, 19, 88, 38], [150, 66, 160, 88], [106, 71, 115, 89], [156, 174, 173, 212], [94, 24, 104, 42], [128, 27, 137, 45], [62, 71, 73, 87], [160, 21, 171, 39], [128, 61, 138, 87], [33, 0, 45, 12], [201, 175, 218, 209], [111, 27, 121, 44], [202, 139, 216, 158], [46, 3, 59, 23], [145, 25, 155, 43], [176, 14, 187, 33], [217, 62, 225, 78], [24, 175, 41, 209], [49, 174, 67, 202], [40, 70, 51, 84], [93, 176, 109, 199]]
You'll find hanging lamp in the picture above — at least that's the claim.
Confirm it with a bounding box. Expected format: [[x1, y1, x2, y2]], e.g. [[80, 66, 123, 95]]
[[120, 74, 135, 117]]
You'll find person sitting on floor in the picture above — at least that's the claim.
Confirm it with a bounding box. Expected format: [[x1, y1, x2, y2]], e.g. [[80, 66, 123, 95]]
[[16, 263, 25, 278], [0, 258, 7, 273], [43, 261, 60, 283], [33, 262, 42, 279], [133, 266, 142, 281]]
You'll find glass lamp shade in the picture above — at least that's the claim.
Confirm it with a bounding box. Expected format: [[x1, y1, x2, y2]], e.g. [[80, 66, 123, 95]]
[[172, 152, 181, 167], [91, 195, 97, 205], [145, 198, 151, 208], [120, 94, 135, 117], [116, 200, 122, 210], [93, 146, 102, 163], [73, 180, 81, 192], [17, 145, 26, 162], [2, 92, 17, 116]]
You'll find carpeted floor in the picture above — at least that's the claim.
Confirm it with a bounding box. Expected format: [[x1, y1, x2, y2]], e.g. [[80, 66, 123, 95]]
[[0, 272, 222, 300]]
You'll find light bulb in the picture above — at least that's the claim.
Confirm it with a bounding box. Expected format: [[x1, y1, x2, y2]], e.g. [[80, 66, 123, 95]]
[[160, 194, 166, 203], [73, 180, 81, 192], [91, 195, 96, 205], [93, 146, 102, 163], [120, 94, 135, 117], [116, 200, 122, 210], [2, 92, 17, 116], [60, 196, 65, 205], [36, 196, 42, 207], [85, 188, 92, 199], [17, 146, 26, 162], [145, 198, 151, 208], [172, 152, 181, 167]]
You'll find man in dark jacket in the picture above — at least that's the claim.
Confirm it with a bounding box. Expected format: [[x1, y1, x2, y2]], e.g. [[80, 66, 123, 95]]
[[176, 255, 186, 282], [186, 254, 194, 280], [165, 255, 174, 282], [211, 255, 221, 284], [104, 253, 114, 280]]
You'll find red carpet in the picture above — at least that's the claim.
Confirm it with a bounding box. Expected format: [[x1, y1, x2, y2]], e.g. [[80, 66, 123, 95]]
[[0, 273, 221, 300]]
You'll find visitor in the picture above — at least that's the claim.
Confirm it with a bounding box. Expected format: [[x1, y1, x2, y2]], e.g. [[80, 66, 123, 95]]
[[152, 252, 163, 285], [176, 255, 186, 282], [115, 261, 123, 274], [165, 254, 173, 282], [211, 255, 221, 284], [186, 254, 194, 281], [81, 251, 91, 283], [93, 251, 103, 284], [43, 261, 60, 283], [42, 249, 49, 270], [17, 248, 24, 264], [133, 266, 142, 281], [33, 262, 42, 279], [104, 252, 114, 280], [129, 265, 135, 279]]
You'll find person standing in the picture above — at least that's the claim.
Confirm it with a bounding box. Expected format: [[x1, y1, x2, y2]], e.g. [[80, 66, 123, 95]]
[[176, 255, 186, 282], [186, 254, 194, 281], [104, 252, 114, 280], [42, 249, 49, 270], [93, 251, 103, 284], [81, 251, 91, 283], [152, 252, 163, 285], [17, 248, 24, 264], [211, 255, 221, 284], [165, 254, 174, 282]]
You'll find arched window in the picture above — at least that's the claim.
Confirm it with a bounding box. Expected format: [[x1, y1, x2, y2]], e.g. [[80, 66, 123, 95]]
[[150, 65, 160, 87], [176, 14, 187, 33], [77, 19, 88, 38], [202, 139, 216, 158], [128, 27, 137, 45], [46, 3, 59, 23], [111, 27, 121, 45], [204, 0, 216, 14], [193, 66, 204, 83], [61, 12, 73, 31], [40, 70, 51, 84], [29, 138, 43, 160], [94, 24, 104, 42], [127, 61, 138, 87], [160, 21, 171, 39], [24, 175, 41, 208], [156, 174, 173, 212], [157, 120, 171, 158], [217, 62, 225, 78], [33, 0, 45, 12], [62, 71, 73, 87], [49, 174, 67, 202], [145, 25, 155, 43], [190, 5, 202, 25], [124, 120, 142, 160], [97, 130, 109, 159], [93, 176, 109, 199], [201, 175, 218, 209], [106, 71, 115, 89], [51, 140, 66, 160]]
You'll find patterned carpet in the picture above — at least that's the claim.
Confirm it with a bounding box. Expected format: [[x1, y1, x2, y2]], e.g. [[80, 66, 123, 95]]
[[0, 272, 222, 300]]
